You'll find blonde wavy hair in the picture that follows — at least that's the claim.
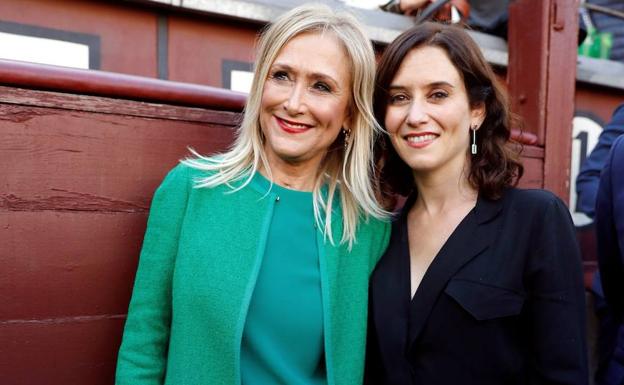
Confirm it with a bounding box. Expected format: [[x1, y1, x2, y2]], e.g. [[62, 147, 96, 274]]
[[184, 3, 387, 248]]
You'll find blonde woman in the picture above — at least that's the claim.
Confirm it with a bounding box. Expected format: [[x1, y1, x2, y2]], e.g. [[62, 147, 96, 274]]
[[115, 4, 390, 385]]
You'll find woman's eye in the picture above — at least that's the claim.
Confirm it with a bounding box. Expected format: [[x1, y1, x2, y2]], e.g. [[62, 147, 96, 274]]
[[430, 91, 448, 100], [271, 71, 289, 81], [313, 82, 331, 92], [389, 94, 408, 104]]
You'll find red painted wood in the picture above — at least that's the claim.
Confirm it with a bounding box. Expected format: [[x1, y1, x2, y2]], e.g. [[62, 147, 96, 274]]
[[0, 318, 124, 385], [511, 129, 538, 145], [168, 15, 258, 87], [517, 156, 544, 189], [0, 86, 240, 125], [0, 0, 158, 77], [575, 85, 624, 122], [543, 0, 579, 203], [0, 104, 235, 208], [0, 60, 247, 111], [508, 0, 549, 145], [508, 0, 579, 202], [0, 211, 144, 319], [0, 85, 239, 384]]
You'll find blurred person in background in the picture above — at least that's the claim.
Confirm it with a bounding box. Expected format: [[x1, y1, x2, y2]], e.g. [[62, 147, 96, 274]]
[[594, 133, 624, 385], [576, 103, 624, 385], [380, 0, 510, 38]]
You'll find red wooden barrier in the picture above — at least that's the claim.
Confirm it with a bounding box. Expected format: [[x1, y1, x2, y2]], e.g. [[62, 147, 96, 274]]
[[0, 65, 239, 384]]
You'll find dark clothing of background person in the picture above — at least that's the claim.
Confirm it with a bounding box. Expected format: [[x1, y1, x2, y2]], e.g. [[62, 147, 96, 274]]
[[380, 0, 510, 38], [595, 135, 624, 385], [366, 188, 588, 385], [575, 103, 624, 385], [466, 0, 509, 38], [576, 104, 624, 218]]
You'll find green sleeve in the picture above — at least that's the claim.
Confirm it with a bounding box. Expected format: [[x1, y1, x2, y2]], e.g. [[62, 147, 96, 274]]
[[370, 218, 391, 271], [115, 164, 191, 385]]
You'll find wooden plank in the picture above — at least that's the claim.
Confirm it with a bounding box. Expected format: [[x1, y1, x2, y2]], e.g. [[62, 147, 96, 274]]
[[0, 59, 247, 112], [518, 144, 544, 159], [0, 103, 234, 211], [517, 156, 544, 189], [168, 15, 257, 87], [543, 0, 579, 203], [0, 86, 241, 125], [508, 0, 549, 145], [0, 211, 144, 319], [0, 317, 124, 385], [508, 0, 578, 201]]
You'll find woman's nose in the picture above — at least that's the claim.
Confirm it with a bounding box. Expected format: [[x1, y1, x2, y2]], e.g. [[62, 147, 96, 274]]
[[283, 83, 305, 115], [406, 100, 427, 127]]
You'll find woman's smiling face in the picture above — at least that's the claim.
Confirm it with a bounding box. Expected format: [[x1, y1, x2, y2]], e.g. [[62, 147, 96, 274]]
[[384, 45, 484, 176], [259, 31, 352, 168]]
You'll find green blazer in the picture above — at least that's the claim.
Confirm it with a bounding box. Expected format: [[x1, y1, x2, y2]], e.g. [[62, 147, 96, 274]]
[[115, 164, 391, 385]]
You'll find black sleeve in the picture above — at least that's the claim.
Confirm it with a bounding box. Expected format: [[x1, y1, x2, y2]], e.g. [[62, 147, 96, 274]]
[[526, 197, 589, 385], [596, 138, 624, 320]]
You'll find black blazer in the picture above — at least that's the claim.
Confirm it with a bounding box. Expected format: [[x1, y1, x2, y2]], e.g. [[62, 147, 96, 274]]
[[366, 188, 588, 385], [596, 135, 624, 319]]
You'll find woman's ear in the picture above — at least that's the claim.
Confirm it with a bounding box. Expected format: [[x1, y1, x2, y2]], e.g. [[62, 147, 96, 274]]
[[471, 102, 486, 129], [342, 109, 353, 135]]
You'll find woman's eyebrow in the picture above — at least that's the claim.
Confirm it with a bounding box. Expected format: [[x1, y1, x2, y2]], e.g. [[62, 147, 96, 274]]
[[271, 62, 340, 87], [389, 81, 455, 90], [428, 81, 455, 88]]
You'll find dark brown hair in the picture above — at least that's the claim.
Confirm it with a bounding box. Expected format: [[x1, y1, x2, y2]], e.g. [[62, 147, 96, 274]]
[[374, 22, 523, 202]]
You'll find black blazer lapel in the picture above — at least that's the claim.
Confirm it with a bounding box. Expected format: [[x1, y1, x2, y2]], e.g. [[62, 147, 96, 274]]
[[406, 195, 503, 352]]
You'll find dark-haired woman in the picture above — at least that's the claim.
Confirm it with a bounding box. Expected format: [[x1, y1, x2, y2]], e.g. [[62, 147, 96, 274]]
[[366, 23, 588, 385]]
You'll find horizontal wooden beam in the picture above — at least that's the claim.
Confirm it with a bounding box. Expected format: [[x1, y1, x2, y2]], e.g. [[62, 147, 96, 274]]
[[0, 59, 247, 112]]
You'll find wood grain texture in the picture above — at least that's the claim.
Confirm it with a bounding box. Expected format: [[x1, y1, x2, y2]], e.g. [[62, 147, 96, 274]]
[[508, 0, 578, 202], [542, 0, 578, 203], [516, 156, 544, 189], [0, 99, 235, 212], [508, 0, 549, 145], [0, 86, 240, 384], [0, 211, 145, 320], [0, 317, 124, 385], [0, 86, 241, 125]]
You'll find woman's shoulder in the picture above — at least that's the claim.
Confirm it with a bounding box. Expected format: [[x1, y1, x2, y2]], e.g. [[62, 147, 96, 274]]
[[505, 187, 562, 205], [157, 157, 225, 193], [361, 215, 392, 231], [355, 214, 392, 254], [502, 187, 569, 216]]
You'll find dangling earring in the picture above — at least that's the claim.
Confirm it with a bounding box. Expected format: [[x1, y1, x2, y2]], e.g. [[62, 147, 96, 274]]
[[471, 125, 478, 155], [342, 127, 351, 151]]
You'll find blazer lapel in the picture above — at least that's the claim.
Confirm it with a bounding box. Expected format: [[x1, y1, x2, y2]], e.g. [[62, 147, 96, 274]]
[[406, 194, 502, 352]]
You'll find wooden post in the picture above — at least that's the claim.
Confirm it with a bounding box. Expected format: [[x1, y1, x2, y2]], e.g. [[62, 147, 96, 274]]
[[508, 0, 579, 202]]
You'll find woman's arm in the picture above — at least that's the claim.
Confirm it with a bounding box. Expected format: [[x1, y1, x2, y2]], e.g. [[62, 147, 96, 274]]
[[526, 196, 589, 384], [115, 164, 191, 385]]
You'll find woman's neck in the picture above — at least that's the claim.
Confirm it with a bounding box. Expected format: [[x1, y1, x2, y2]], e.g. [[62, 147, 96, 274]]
[[412, 163, 477, 217], [260, 154, 321, 192]]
